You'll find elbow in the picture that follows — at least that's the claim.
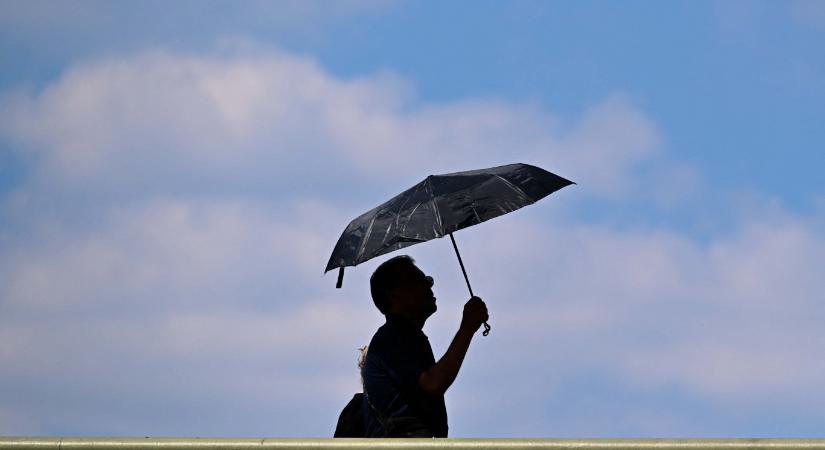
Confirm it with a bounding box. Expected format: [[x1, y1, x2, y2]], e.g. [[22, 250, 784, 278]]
[[418, 371, 449, 396]]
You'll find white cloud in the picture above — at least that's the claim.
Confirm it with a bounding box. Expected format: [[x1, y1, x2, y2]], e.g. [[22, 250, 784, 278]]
[[7, 197, 825, 435], [444, 211, 825, 410], [549, 94, 662, 197], [3, 44, 823, 436], [0, 197, 383, 435], [0, 47, 663, 205], [0, 198, 344, 313], [0, 304, 379, 436]]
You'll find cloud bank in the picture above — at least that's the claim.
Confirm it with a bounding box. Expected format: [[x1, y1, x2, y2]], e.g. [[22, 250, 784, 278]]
[[2, 45, 824, 437]]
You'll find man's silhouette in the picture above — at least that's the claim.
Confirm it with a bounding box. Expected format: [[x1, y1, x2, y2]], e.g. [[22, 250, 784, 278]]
[[361, 255, 489, 437]]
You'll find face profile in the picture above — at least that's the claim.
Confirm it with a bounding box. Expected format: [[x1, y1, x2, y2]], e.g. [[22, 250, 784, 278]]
[[387, 263, 437, 321]]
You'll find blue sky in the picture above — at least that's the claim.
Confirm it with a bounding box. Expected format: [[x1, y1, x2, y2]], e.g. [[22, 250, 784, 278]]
[[1, 0, 825, 438]]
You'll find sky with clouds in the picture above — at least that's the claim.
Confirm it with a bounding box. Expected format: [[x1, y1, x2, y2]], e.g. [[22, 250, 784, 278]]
[[1, 0, 825, 438]]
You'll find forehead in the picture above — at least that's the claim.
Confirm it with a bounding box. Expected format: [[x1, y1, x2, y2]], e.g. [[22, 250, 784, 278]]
[[396, 262, 425, 280]]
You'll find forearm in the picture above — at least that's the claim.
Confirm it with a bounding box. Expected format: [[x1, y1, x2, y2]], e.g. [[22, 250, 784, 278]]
[[419, 325, 475, 395]]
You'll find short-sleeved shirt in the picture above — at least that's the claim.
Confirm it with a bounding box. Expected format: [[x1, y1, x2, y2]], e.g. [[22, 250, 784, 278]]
[[361, 315, 448, 437]]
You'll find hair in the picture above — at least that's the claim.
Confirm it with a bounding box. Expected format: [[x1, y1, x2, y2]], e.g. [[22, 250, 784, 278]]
[[369, 255, 415, 314], [357, 345, 368, 388]]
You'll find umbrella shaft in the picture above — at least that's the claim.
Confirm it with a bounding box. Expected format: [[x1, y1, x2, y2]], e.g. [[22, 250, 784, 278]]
[[449, 233, 490, 336], [449, 233, 474, 297]]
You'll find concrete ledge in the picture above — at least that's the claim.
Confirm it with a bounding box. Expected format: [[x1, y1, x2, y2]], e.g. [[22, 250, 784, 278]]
[[3, 439, 825, 450]]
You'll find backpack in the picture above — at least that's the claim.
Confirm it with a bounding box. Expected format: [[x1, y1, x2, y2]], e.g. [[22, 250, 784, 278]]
[[334, 393, 365, 437], [334, 391, 432, 438]]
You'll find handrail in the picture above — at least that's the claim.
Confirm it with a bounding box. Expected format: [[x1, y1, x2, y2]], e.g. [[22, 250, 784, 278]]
[[2, 438, 825, 450]]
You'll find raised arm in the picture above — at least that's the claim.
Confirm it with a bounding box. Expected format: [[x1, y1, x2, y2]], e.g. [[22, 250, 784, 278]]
[[418, 296, 489, 396]]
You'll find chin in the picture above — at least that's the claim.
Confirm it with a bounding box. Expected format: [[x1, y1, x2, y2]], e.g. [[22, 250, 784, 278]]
[[420, 306, 436, 321]]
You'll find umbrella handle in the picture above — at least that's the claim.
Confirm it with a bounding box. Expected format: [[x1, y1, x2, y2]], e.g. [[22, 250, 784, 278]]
[[336, 267, 345, 289], [449, 233, 491, 337]]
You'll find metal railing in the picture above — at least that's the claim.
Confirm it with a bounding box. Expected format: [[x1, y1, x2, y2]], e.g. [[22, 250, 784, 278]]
[[3, 438, 825, 450]]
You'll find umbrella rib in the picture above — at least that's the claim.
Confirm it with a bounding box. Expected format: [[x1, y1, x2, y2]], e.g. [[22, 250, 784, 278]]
[[401, 201, 424, 237], [378, 181, 427, 251], [425, 176, 445, 236], [355, 214, 378, 263], [469, 195, 482, 224], [493, 174, 533, 203], [394, 182, 421, 238]]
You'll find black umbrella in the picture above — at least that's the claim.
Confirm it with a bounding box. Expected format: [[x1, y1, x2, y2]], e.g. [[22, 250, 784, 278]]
[[325, 162, 574, 335]]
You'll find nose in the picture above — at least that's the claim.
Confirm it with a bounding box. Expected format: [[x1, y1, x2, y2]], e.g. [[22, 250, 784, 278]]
[[425, 276, 434, 287]]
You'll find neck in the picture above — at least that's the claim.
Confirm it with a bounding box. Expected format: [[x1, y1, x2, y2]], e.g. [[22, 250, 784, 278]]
[[387, 312, 426, 330]]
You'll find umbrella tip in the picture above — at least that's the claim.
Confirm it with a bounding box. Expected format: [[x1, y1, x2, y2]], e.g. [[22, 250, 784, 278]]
[[336, 267, 345, 288]]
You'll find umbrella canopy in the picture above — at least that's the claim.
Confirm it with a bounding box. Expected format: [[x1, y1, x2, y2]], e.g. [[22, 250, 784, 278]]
[[325, 163, 574, 276]]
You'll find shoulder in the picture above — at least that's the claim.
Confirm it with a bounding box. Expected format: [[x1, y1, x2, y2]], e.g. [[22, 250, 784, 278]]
[[368, 320, 431, 361], [368, 321, 401, 354]]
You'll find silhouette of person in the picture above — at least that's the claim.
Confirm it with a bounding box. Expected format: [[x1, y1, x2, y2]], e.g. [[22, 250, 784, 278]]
[[361, 255, 489, 437]]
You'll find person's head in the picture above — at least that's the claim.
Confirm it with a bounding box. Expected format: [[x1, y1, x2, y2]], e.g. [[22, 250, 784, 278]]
[[370, 255, 436, 321]]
